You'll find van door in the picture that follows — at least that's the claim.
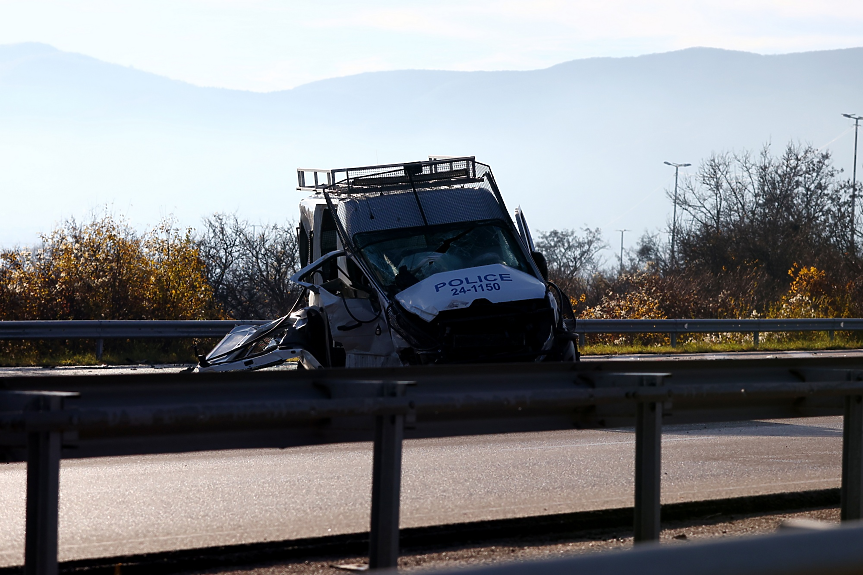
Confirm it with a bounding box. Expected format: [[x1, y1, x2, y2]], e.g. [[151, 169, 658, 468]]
[[514, 207, 536, 252]]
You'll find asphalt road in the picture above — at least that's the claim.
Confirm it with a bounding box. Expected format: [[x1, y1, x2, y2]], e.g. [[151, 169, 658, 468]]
[[0, 415, 843, 567]]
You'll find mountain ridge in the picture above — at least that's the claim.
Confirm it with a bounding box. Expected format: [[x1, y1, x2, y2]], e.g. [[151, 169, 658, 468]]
[[1, 42, 862, 253], [9, 42, 863, 95]]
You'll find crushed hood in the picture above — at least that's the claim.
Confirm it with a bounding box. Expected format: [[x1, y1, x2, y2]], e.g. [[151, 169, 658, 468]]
[[394, 264, 546, 322]]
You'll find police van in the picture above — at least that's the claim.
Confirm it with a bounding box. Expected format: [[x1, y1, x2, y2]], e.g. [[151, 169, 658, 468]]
[[196, 156, 578, 371]]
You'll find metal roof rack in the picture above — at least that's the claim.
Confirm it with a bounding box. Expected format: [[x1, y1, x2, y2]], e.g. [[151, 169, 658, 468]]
[[297, 156, 479, 193]]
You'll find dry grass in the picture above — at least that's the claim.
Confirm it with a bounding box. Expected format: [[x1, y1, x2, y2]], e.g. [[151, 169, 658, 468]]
[[582, 332, 863, 355], [0, 338, 219, 366]]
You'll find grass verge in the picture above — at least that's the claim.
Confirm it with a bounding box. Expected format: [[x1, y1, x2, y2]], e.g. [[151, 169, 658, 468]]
[[582, 331, 863, 355], [0, 338, 220, 367]]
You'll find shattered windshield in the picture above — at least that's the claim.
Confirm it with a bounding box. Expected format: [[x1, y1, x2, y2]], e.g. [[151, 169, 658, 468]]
[[354, 220, 533, 296]]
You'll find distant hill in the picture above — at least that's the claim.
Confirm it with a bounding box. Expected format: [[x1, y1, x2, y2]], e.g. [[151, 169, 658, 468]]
[[2, 42, 862, 253]]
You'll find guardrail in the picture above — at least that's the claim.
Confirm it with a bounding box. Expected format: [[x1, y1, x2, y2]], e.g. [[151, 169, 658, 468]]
[[0, 319, 270, 359], [0, 319, 270, 340], [2, 318, 860, 353], [3, 356, 863, 573]]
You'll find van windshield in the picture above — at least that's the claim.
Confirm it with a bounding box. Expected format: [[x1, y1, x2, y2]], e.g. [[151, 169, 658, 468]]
[[354, 220, 533, 296]]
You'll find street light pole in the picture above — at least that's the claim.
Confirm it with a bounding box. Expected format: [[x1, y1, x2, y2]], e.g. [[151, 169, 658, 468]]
[[843, 113, 862, 254], [664, 161, 691, 269], [616, 229, 630, 276]]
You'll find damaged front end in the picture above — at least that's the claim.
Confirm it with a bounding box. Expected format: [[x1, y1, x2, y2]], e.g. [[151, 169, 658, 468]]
[[194, 312, 324, 372]]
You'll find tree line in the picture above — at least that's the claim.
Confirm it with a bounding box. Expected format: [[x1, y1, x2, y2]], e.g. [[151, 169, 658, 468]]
[[540, 142, 863, 335], [1, 139, 858, 328], [0, 213, 301, 322]]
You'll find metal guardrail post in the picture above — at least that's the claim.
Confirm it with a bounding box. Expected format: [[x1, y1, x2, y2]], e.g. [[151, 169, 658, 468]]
[[753, 331, 759, 347], [830, 330, 836, 342], [95, 339, 104, 362], [670, 333, 677, 348], [578, 333, 586, 349], [369, 382, 407, 570], [634, 375, 664, 543], [24, 394, 64, 575], [842, 394, 863, 521]]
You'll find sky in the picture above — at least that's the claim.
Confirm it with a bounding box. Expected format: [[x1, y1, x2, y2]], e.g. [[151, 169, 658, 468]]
[[1, 1, 862, 257], [1, 0, 863, 92]]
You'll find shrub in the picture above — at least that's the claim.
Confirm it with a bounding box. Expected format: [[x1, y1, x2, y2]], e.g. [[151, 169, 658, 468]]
[[0, 214, 216, 321]]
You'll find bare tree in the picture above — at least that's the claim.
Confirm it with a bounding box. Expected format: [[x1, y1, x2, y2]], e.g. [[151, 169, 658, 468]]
[[534, 228, 606, 296], [198, 214, 301, 319], [669, 141, 851, 307], [632, 231, 668, 272]]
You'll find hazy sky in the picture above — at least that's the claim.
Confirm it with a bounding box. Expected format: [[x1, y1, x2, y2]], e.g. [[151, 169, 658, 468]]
[[2, 0, 862, 91]]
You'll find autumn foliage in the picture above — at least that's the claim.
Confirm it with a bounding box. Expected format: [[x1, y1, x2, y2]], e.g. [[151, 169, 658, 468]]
[[0, 215, 218, 321]]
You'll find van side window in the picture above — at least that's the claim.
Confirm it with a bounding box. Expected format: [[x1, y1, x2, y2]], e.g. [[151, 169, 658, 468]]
[[298, 224, 310, 268], [320, 209, 339, 282], [317, 209, 375, 300], [346, 258, 374, 297]]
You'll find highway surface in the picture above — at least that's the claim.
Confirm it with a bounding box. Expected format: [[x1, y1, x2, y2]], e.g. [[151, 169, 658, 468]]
[[0, 414, 842, 567], [0, 351, 857, 567]]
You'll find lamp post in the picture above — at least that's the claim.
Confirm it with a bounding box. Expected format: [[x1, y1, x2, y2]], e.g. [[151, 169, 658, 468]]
[[843, 113, 862, 254], [616, 229, 630, 276], [664, 161, 691, 268]]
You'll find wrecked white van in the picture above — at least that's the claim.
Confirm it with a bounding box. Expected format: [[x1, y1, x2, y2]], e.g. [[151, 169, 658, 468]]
[[196, 157, 578, 371]]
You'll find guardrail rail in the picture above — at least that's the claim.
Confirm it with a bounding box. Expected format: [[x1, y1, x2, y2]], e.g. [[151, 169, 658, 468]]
[[0, 320, 270, 360], [2, 318, 861, 359], [429, 519, 863, 575]]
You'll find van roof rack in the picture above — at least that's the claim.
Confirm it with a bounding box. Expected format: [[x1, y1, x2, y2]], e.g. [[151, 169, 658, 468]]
[[297, 156, 479, 193]]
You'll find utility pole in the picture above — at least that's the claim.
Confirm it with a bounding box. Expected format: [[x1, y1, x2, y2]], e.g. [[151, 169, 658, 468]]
[[664, 161, 691, 269], [843, 114, 862, 254], [616, 229, 630, 275]]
